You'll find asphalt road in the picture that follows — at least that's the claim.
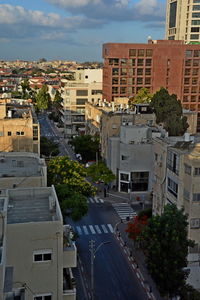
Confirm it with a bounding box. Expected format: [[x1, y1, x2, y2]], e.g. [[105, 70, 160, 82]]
[[67, 200, 149, 300]]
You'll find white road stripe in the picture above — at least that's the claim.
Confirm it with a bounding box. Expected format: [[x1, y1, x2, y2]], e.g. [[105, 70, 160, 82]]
[[94, 225, 102, 234], [107, 224, 114, 233], [76, 226, 82, 235], [89, 225, 96, 234], [99, 198, 104, 203], [89, 197, 94, 203], [83, 226, 89, 235], [101, 224, 108, 233]]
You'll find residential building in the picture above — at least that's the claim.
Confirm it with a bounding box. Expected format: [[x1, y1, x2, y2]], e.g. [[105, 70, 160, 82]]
[[0, 186, 77, 300], [102, 40, 200, 131], [107, 125, 162, 202], [0, 152, 47, 191], [165, 0, 200, 43], [0, 100, 40, 154], [152, 133, 200, 256], [60, 69, 102, 138]]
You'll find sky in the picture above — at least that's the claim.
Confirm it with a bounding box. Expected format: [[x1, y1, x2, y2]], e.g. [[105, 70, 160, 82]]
[[0, 0, 166, 62]]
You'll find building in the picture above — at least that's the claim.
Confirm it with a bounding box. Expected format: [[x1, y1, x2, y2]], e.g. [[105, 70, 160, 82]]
[[165, 0, 200, 43], [60, 69, 102, 138], [152, 133, 200, 256], [0, 100, 40, 154], [107, 125, 162, 203], [0, 186, 77, 300], [102, 40, 200, 131], [0, 152, 47, 191]]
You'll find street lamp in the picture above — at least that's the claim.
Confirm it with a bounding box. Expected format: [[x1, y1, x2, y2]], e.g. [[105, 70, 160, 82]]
[[89, 240, 111, 300]]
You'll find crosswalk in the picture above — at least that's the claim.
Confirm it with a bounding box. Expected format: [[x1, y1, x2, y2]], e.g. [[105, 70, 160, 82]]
[[73, 224, 114, 236], [87, 197, 104, 204], [112, 203, 137, 221]]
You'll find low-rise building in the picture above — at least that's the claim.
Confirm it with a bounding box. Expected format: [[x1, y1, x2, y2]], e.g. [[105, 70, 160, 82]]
[[0, 186, 77, 300], [0, 100, 40, 154], [0, 152, 47, 191]]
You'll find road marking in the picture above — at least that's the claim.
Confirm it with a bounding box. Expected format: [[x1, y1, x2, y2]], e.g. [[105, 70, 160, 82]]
[[107, 224, 114, 233], [98, 198, 104, 203], [89, 197, 94, 203], [94, 225, 102, 234], [101, 224, 108, 233], [83, 226, 89, 235], [76, 226, 82, 235], [89, 225, 96, 234]]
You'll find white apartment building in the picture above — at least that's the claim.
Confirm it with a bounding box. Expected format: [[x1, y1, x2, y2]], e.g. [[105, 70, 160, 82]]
[[166, 0, 200, 43], [60, 69, 102, 138], [0, 186, 77, 300]]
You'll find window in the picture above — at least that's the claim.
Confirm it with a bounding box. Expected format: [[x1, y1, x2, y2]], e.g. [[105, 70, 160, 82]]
[[137, 78, 143, 85], [91, 90, 102, 95], [185, 59, 191, 66], [145, 68, 151, 75], [128, 78, 134, 85], [193, 68, 199, 75], [167, 177, 178, 197], [184, 77, 190, 84], [128, 59, 135, 66], [191, 27, 200, 32], [128, 69, 135, 76], [76, 99, 87, 105], [16, 131, 24, 136], [185, 69, 191, 75], [190, 34, 199, 39], [169, 1, 177, 28], [120, 173, 129, 181], [7, 131, 12, 136], [167, 151, 179, 175], [194, 167, 200, 175], [112, 68, 119, 76], [138, 49, 145, 57], [120, 77, 127, 85], [121, 68, 127, 75], [33, 126, 38, 141], [76, 90, 88, 96], [184, 189, 190, 200], [112, 77, 118, 85], [121, 58, 127, 65], [137, 59, 144, 66], [184, 87, 190, 93], [109, 58, 119, 65], [120, 87, 126, 94], [191, 86, 197, 93], [185, 50, 193, 57], [190, 219, 200, 229], [193, 193, 200, 201], [34, 294, 52, 300], [192, 77, 198, 84], [145, 78, 151, 85], [33, 250, 52, 262], [184, 163, 191, 174], [146, 49, 153, 57], [192, 20, 200, 25], [0, 131, 3, 137], [121, 155, 129, 160], [131, 172, 149, 191], [193, 5, 200, 10], [192, 12, 200, 17], [112, 87, 118, 94], [129, 49, 136, 57], [137, 68, 143, 75], [146, 59, 152, 66]]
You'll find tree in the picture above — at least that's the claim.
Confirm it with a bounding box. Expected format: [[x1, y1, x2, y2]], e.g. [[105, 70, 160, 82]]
[[54, 90, 63, 103], [40, 137, 59, 157], [139, 204, 194, 297], [56, 184, 88, 221], [126, 215, 148, 240], [150, 88, 189, 136], [36, 84, 50, 111], [47, 156, 96, 197], [71, 135, 100, 162], [21, 79, 30, 99], [87, 162, 116, 184], [129, 88, 152, 109]]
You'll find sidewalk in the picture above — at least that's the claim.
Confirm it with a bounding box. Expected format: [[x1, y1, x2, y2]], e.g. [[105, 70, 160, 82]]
[[96, 188, 164, 300]]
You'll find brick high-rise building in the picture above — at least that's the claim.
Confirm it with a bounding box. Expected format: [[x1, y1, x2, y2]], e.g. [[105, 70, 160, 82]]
[[165, 0, 200, 43], [102, 40, 200, 131]]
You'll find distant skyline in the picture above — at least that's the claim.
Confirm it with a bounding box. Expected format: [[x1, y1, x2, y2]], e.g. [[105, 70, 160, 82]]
[[0, 0, 166, 62]]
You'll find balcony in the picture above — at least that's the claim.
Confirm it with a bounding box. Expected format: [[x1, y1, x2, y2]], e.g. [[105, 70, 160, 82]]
[[63, 225, 77, 268], [63, 268, 76, 300]]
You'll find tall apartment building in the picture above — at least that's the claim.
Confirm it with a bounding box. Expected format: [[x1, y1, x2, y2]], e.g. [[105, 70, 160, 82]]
[[165, 0, 200, 43], [0, 186, 77, 300], [102, 40, 200, 131], [0, 100, 40, 154]]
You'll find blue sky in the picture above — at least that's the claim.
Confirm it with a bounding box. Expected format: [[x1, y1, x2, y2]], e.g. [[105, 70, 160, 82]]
[[0, 0, 166, 62]]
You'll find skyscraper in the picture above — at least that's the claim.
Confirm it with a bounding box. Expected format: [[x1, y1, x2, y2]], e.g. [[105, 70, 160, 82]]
[[166, 0, 200, 44]]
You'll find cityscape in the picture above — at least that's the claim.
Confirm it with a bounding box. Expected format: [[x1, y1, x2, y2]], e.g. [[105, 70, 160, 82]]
[[0, 0, 200, 300]]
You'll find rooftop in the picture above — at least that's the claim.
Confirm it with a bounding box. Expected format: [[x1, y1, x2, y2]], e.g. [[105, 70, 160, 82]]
[[0, 153, 45, 178], [7, 187, 59, 224]]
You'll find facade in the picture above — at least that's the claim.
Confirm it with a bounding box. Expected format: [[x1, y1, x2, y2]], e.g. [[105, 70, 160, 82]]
[[0, 100, 40, 154], [60, 69, 102, 138], [0, 152, 47, 191], [165, 0, 200, 43], [107, 125, 162, 202], [102, 40, 200, 131], [0, 186, 77, 300], [152, 134, 200, 256]]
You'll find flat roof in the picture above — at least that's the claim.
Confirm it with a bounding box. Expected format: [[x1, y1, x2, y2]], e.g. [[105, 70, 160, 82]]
[[0, 154, 44, 178], [7, 188, 58, 224]]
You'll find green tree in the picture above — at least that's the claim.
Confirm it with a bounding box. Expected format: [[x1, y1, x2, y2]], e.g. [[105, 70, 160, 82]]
[[129, 88, 152, 109], [56, 184, 88, 221], [71, 135, 100, 162], [150, 87, 189, 136], [48, 156, 96, 197], [21, 79, 30, 99], [40, 137, 59, 157], [36, 84, 50, 111], [139, 204, 194, 297], [87, 162, 116, 184]]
